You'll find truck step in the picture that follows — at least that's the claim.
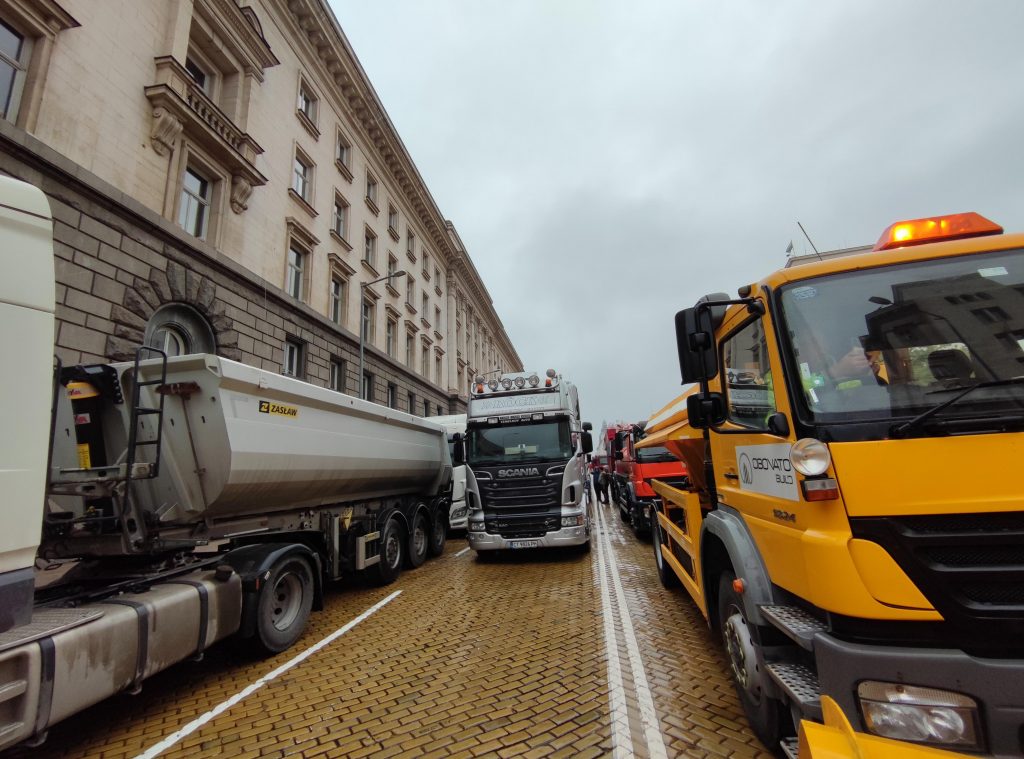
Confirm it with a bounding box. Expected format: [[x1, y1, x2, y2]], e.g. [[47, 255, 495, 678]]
[[759, 604, 826, 651], [779, 737, 799, 759], [766, 661, 822, 722], [0, 608, 104, 654]]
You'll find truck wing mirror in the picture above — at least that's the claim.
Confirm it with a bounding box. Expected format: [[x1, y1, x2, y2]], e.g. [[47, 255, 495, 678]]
[[582, 421, 593, 432], [451, 433, 467, 465], [581, 431, 594, 454], [675, 308, 719, 383], [686, 392, 727, 429], [614, 450, 624, 461]]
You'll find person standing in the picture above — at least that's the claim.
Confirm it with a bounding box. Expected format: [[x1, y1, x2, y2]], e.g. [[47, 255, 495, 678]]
[[598, 467, 611, 505]]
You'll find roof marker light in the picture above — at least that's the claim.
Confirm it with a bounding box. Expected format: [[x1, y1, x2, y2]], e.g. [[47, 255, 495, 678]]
[[488, 379, 499, 391], [873, 212, 1002, 251], [501, 378, 512, 390], [528, 374, 540, 387], [514, 376, 526, 389]]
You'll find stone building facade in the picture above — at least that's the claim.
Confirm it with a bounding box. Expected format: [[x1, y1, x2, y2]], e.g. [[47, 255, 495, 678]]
[[0, 0, 520, 413]]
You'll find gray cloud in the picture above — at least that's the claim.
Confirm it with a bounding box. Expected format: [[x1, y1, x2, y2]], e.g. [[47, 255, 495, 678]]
[[332, 0, 1024, 425]]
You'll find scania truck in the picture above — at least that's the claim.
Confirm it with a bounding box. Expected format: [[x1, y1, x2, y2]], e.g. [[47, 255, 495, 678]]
[[465, 370, 594, 553], [0, 176, 457, 752], [644, 211, 1022, 758]]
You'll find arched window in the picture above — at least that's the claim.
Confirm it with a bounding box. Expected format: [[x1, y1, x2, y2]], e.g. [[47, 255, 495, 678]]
[[144, 303, 216, 356]]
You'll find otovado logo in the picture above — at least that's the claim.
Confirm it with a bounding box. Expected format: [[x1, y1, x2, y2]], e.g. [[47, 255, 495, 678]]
[[739, 453, 753, 485], [498, 467, 540, 478]]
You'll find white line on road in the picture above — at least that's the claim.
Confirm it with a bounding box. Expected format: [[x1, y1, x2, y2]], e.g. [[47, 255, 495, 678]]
[[454, 546, 471, 558], [135, 590, 403, 759], [597, 505, 670, 759], [595, 506, 635, 758]]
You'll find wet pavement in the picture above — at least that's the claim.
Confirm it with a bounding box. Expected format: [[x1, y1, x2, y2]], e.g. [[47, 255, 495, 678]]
[[16, 493, 771, 758]]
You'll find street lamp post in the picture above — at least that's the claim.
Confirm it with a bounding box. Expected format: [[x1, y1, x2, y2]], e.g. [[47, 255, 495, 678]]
[[359, 270, 406, 399]]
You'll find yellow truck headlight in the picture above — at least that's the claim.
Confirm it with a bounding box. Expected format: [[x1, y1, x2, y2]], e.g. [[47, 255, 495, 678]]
[[858, 681, 982, 750]]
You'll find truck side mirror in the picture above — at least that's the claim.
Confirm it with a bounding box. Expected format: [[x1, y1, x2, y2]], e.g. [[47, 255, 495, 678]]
[[582, 421, 593, 432], [614, 450, 624, 461], [581, 431, 593, 454], [686, 392, 726, 429], [451, 433, 466, 465], [675, 308, 719, 383]]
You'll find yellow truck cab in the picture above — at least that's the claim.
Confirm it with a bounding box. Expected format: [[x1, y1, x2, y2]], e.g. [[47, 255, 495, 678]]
[[646, 213, 1023, 758]]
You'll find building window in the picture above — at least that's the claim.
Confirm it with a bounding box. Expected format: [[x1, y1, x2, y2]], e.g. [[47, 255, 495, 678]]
[[435, 306, 442, 331], [293, 150, 314, 204], [330, 358, 346, 393], [387, 382, 397, 409], [387, 253, 398, 280], [406, 277, 415, 307], [388, 204, 399, 236], [178, 167, 211, 239], [365, 172, 378, 209], [286, 243, 307, 300], [297, 80, 317, 124], [283, 339, 304, 378], [184, 56, 211, 95], [336, 130, 352, 171], [363, 228, 377, 269], [406, 230, 416, 260], [330, 276, 346, 325], [362, 371, 373, 401], [423, 398, 430, 416], [435, 354, 442, 384], [332, 195, 348, 240], [145, 303, 215, 357], [422, 293, 429, 320], [434, 266, 441, 286], [421, 345, 429, 377], [405, 332, 414, 367], [361, 298, 375, 343], [422, 250, 430, 279], [408, 390, 416, 414], [386, 318, 397, 356]]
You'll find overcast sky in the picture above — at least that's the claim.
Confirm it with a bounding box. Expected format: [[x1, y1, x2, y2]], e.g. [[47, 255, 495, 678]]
[[330, 0, 1024, 428]]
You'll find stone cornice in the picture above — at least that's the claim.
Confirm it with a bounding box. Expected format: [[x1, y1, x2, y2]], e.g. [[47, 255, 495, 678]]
[[196, 0, 280, 79]]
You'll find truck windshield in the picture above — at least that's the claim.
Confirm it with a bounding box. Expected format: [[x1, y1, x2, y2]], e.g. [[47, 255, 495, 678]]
[[467, 420, 573, 465], [636, 445, 675, 462], [778, 248, 1024, 429]]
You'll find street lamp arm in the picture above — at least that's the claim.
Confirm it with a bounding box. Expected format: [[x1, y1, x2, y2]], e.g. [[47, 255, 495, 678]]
[[361, 270, 407, 289]]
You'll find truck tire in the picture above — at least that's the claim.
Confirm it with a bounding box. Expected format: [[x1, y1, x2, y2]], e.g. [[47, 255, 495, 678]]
[[717, 571, 789, 750], [652, 517, 680, 588], [405, 509, 429, 568], [370, 515, 404, 585], [252, 555, 314, 655], [427, 507, 447, 557]]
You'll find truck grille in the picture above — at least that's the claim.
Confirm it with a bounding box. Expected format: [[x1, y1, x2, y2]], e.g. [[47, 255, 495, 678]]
[[850, 512, 1024, 641], [486, 513, 561, 539], [477, 470, 562, 538]]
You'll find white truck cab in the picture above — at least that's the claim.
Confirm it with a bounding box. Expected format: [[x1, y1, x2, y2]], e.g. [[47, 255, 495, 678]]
[[427, 413, 469, 530]]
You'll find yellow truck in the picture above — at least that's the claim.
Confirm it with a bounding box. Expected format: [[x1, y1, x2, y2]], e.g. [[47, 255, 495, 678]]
[[641, 212, 1022, 758]]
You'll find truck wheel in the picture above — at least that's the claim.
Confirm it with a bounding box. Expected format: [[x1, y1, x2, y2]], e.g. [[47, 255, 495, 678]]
[[370, 516, 404, 585], [652, 518, 680, 588], [253, 555, 314, 655], [427, 507, 447, 557], [717, 571, 788, 750], [405, 509, 429, 568]]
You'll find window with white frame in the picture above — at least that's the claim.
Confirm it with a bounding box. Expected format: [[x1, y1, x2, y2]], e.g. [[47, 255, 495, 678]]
[[361, 298, 374, 343], [292, 150, 314, 204], [365, 172, 378, 208], [422, 250, 430, 278], [408, 390, 416, 414], [283, 339, 304, 378], [406, 230, 415, 260], [422, 293, 429, 319], [329, 276, 346, 325], [435, 354, 442, 384], [406, 277, 415, 306], [286, 243, 307, 300], [388, 204, 399, 236], [336, 130, 352, 170], [184, 56, 211, 95], [405, 332, 414, 367], [330, 358, 346, 393], [387, 253, 398, 279], [297, 79, 317, 124], [362, 371, 373, 401], [332, 194, 348, 239], [387, 382, 397, 409], [421, 345, 429, 377], [178, 166, 211, 239], [363, 228, 377, 268], [386, 317, 396, 356]]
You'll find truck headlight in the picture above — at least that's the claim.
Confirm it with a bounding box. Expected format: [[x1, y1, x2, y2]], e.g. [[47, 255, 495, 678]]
[[561, 515, 585, 527], [858, 681, 982, 750], [469, 521, 486, 532]]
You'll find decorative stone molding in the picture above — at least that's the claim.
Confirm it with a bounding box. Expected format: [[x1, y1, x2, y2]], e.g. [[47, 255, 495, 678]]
[[230, 175, 253, 213], [149, 106, 183, 157]]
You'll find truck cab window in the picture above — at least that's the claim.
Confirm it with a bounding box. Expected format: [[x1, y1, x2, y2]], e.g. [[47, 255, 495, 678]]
[[722, 318, 776, 429]]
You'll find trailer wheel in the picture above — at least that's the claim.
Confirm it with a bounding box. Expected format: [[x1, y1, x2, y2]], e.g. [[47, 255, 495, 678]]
[[370, 515, 404, 585], [427, 507, 447, 557], [652, 517, 680, 588], [717, 571, 789, 749], [253, 555, 314, 654], [405, 509, 429, 568]]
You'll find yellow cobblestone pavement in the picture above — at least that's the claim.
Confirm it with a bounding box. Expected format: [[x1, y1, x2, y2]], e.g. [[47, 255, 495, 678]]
[[14, 496, 772, 759]]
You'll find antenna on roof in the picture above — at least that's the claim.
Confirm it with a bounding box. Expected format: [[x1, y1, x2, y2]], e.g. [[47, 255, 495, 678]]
[[797, 221, 822, 261]]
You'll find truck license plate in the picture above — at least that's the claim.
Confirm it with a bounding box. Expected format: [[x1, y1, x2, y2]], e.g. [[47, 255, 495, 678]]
[[509, 540, 540, 549]]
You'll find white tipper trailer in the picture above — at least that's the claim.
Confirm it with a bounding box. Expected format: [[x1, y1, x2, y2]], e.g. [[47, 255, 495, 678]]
[[0, 176, 458, 752]]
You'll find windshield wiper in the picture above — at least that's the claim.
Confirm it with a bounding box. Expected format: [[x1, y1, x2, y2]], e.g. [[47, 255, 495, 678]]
[[891, 377, 1024, 438]]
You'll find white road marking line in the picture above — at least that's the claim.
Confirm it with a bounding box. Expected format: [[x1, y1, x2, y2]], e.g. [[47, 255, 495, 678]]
[[454, 546, 471, 558], [135, 590, 403, 759], [595, 509, 635, 758], [597, 505, 670, 759]]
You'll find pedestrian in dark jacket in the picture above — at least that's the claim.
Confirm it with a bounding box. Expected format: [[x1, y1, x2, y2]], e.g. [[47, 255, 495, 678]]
[[598, 468, 611, 504]]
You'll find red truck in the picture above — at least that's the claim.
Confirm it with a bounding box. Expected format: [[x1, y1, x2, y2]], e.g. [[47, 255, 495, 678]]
[[609, 422, 688, 535]]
